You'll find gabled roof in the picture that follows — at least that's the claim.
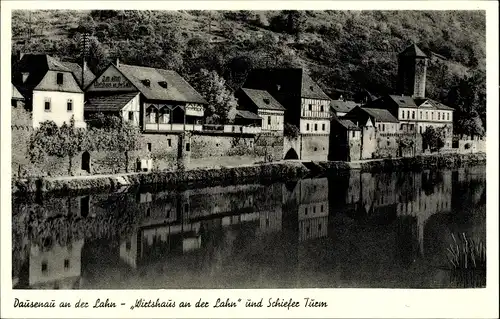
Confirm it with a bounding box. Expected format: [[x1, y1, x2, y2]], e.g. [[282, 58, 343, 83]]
[[60, 61, 96, 89], [12, 84, 24, 100], [116, 63, 207, 104], [241, 88, 285, 111], [235, 110, 262, 120], [243, 68, 331, 101], [12, 54, 83, 94], [425, 98, 455, 110], [399, 44, 427, 58], [85, 92, 139, 112], [332, 116, 361, 131], [361, 107, 399, 123], [331, 99, 359, 113]]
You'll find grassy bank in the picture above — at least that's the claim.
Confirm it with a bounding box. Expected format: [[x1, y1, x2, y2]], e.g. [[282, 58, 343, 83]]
[[12, 152, 486, 194]]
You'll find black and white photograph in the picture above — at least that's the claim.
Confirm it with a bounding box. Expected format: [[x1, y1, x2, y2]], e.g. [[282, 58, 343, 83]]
[[1, 1, 498, 318]]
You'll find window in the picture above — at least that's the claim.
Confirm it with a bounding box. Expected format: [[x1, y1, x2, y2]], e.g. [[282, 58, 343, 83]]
[[146, 208, 151, 217], [64, 259, 70, 269], [56, 73, 64, 85], [420, 111, 422, 119], [313, 206, 316, 214], [426, 111, 428, 120], [318, 224, 322, 231], [306, 123, 310, 131], [128, 111, 133, 121], [186, 143, 190, 152], [320, 205, 324, 212], [412, 111, 415, 119], [407, 110, 410, 119], [308, 104, 312, 111], [147, 143, 152, 152], [41, 262, 48, 273], [44, 98, 51, 111], [268, 116, 271, 125], [305, 207, 308, 215], [431, 112, 434, 120], [401, 110, 405, 119], [420, 126, 422, 134], [65, 99, 73, 112], [322, 124, 325, 131], [167, 139, 172, 147], [184, 203, 189, 212], [314, 123, 318, 131], [125, 241, 131, 251], [447, 112, 450, 121], [382, 124, 385, 131], [320, 105, 324, 112], [438, 112, 440, 120], [352, 131, 355, 138]]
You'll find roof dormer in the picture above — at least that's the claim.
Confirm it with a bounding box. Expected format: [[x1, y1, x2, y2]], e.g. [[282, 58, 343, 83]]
[[158, 81, 168, 89], [141, 79, 150, 87]]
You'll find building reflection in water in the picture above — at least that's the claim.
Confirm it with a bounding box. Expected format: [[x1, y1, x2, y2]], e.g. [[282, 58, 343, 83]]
[[12, 167, 485, 289]]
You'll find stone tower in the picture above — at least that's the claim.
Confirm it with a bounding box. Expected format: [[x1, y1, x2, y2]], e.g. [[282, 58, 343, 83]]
[[397, 44, 428, 98]]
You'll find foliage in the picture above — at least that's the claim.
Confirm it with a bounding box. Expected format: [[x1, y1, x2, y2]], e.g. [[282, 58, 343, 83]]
[[445, 70, 486, 136], [447, 233, 486, 271], [29, 117, 84, 174], [29, 115, 142, 173], [188, 69, 237, 124], [284, 123, 300, 139], [422, 126, 446, 151], [12, 10, 486, 133], [464, 142, 471, 150]]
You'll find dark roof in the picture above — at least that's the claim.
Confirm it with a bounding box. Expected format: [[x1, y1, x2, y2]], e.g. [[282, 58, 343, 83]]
[[332, 116, 361, 131], [243, 68, 331, 101], [361, 107, 399, 123], [387, 95, 454, 110], [241, 88, 285, 111], [387, 95, 418, 108], [331, 99, 359, 113], [116, 63, 207, 104], [12, 84, 24, 100], [399, 44, 427, 58], [60, 61, 96, 88], [235, 110, 262, 120], [12, 54, 83, 94], [85, 92, 138, 112]]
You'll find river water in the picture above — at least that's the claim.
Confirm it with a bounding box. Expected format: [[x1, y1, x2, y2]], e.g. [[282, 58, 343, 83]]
[[12, 166, 486, 289]]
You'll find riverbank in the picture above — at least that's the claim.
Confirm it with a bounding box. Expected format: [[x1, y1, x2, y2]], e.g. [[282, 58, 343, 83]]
[[12, 152, 486, 194]]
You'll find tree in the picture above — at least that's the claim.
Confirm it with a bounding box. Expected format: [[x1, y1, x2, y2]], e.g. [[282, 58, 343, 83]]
[[29, 117, 84, 175], [87, 113, 142, 172], [189, 69, 237, 124], [422, 126, 446, 152]]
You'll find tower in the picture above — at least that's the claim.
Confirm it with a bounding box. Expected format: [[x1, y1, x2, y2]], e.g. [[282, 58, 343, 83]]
[[397, 44, 428, 98]]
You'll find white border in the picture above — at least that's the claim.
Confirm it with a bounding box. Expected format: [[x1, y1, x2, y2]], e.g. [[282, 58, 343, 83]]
[[1, 2, 498, 318]]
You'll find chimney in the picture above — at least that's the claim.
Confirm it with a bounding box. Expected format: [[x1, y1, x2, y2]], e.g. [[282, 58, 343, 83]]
[[116, 58, 120, 67]]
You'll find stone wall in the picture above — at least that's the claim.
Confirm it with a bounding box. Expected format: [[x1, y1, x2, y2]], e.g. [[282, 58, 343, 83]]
[[187, 133, 283, 169], [141, 133, 180, 171], [300, 134, 330, 161], [374, 133, 399, 158]]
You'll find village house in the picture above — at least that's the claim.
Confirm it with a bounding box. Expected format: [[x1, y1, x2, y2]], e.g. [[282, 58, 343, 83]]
[[236, 88, 286, 134], [330, 97, 359, 117], [243, 68, 332, 134], [243, 68, 332, 161], [11, 54, 93, 128], [343, 106, 399, 133], [329, 115, 362, 161], [85, 60, 208, 132], [362, 44, 454, 147]]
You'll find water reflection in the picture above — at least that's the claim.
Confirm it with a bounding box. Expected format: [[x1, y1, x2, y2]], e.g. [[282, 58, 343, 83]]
[[12, 167, 486, 289]]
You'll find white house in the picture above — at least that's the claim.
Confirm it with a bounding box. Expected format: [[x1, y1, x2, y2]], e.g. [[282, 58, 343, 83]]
[[12, 54, 89, 128]]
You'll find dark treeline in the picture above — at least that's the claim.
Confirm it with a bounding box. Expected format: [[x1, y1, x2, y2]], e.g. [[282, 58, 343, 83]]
[[11, 10, 486, 135]]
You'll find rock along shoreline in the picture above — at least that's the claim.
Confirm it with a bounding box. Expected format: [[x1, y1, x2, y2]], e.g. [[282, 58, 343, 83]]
[[12, 152, 486, 195]]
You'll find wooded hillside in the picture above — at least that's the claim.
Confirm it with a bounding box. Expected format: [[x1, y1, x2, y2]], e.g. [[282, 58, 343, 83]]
[[11, 10, 486, 135]]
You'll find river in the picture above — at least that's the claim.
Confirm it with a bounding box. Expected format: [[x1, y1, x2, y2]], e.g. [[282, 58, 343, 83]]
[[12, 166, 486, 289]]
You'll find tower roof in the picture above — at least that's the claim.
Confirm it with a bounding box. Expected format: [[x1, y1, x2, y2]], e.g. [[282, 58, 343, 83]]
[[399, 44, 427, 58]]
